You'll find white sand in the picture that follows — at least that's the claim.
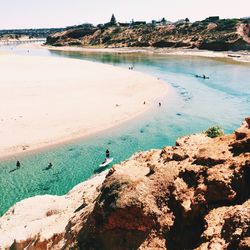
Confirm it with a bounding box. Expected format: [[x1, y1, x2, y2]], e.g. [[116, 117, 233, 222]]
[[0, 54, 167, 159]]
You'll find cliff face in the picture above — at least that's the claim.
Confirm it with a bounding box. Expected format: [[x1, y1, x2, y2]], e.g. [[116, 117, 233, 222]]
[[0, 118, 250, 250], [46, 19, 250, 51]]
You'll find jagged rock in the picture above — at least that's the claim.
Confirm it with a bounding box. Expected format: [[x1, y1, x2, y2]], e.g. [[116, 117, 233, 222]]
[[196, 200, 250, 250], [0, 118, 249, 249], [239, 237, 250, 249], [230, 118, 250, 156], [235, 117, 250, 140]]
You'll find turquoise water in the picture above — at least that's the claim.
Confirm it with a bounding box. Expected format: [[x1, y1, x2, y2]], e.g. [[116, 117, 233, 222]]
[[0, 45, 249, 216]]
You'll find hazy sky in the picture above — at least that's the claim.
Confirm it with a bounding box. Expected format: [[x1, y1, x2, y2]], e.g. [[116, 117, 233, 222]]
[[0, 0, 249, 29]]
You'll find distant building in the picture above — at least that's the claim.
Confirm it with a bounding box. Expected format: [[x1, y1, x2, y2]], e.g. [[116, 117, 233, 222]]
[[151, 18, 168, 26], [118, 22, 130, 27], [175, 19, 186, 24], [161, 18, 167, 25], [97, 24, 104, 29], [204, 16, 220, 22], [132, 21, 146, 26], [151, 20, 161, 25]]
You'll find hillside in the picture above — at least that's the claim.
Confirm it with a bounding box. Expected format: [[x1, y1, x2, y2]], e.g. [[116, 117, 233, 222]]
[[0, 117, 249, 249], [46, 18, 250, 51]]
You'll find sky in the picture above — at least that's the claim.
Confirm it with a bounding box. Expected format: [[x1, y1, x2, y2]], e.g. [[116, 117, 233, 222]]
[[0, 0, 249, 29]]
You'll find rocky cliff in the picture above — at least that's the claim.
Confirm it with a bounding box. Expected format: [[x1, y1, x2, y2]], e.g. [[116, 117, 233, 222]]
[[46, 19, 250, 51], [0, 118, 250, 249]]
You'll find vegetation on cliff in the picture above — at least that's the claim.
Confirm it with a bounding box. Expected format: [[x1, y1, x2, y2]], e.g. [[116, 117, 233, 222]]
[[205, 125, 224, 138], [46, 17, 250, 51]]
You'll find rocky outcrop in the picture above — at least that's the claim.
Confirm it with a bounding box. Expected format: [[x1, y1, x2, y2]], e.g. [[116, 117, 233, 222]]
[[46, 18, 250, 51], [197, 200, 250, 250], [0, 118, 250, 249]]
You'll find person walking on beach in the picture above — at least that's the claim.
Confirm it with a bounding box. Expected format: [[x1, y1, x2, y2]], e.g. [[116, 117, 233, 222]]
[[16, 161, 21, 169], [159, 102, 162, 107]]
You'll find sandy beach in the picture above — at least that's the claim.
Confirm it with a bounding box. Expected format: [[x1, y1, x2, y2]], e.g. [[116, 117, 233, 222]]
[[0, 54, 167, 159]]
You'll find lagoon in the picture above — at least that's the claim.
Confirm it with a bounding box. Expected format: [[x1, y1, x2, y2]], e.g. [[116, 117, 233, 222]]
[[0, 45, 249, 215]]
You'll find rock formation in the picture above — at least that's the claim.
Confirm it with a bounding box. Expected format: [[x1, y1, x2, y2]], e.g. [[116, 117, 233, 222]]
[[46, 19, 250, 51], [0, 118, 249, 249]]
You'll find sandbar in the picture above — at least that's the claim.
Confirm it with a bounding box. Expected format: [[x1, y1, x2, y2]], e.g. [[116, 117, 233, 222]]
[[0, 54, 167, 159]]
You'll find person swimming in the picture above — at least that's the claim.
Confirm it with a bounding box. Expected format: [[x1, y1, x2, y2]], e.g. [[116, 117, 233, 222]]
[[45, 162, 53, 170], [195, 74, 209, 79]]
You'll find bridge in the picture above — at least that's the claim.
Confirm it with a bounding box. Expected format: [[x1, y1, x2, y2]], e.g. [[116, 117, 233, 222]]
[[0, 38, 46, 45]]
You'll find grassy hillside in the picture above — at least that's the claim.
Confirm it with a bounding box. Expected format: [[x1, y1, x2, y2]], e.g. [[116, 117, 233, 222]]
[[46, 18, 250, 51]]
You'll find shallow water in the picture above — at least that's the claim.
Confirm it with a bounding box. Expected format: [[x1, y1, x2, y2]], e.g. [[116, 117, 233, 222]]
[[0, 44, 249, 215]]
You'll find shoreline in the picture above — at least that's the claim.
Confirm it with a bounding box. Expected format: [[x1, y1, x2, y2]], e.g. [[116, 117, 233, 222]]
[[0, 101, 165, 162], [0, 54, 168, 161], [0, 168, 109, 245], [41, 44, 250, 63]]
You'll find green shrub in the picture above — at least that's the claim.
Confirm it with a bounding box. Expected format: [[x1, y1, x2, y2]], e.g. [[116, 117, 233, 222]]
[[111, 27, 122, 35], [216, 19, 239, 31], [102, 35, 112, 43], [204, 125, 224, 138]]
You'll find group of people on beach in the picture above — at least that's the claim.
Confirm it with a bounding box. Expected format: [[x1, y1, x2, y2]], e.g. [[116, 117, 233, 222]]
[[143, 101, 162, 107]]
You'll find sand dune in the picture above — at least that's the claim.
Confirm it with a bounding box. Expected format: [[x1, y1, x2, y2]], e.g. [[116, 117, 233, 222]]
[[0, 54, 167, 159]]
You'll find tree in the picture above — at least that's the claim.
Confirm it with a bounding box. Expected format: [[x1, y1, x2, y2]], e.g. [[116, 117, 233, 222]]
[[80, 23, 94, 29], [110, 14, 117, 26], [185, 18, 190, 23]]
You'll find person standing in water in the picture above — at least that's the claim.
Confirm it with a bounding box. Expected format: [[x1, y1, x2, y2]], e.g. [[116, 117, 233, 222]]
[[16, 161, 21, 169], [106, 149, 110, 159]]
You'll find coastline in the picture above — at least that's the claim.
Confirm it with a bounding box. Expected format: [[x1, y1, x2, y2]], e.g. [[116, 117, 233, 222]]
[[0, 168, 109, 247], [1, 119, 249, 248], [41, 44, 250, 63], [0, 53, 168, 160], [0, 102, 164, 162]]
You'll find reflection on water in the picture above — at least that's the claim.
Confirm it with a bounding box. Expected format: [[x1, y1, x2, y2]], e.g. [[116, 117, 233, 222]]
[[0, 44, 249, 215]]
